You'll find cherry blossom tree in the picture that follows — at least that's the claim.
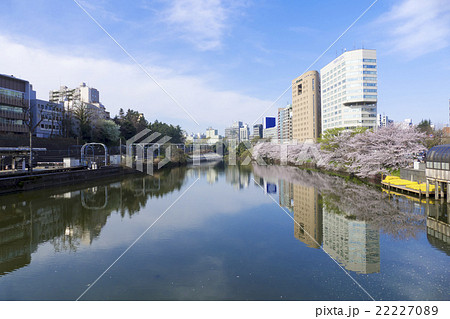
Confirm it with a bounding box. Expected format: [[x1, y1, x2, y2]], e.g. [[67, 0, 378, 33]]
[[251, 125, 426, 178], [319, 124, 426, 177]]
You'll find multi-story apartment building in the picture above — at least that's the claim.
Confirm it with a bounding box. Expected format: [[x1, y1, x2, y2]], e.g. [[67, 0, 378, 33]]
[[291, 71, 321, 143], [239, 124, 250, 141], [251, 124, 263, 139], [0, 74, 32, 134], [225, 121, 245, 142], [277, 104, 293, 143], [30, 99, 64, 138], [320, 49, 377, 134], [49, 82, 110, 121], [225, 127, 239, 141]]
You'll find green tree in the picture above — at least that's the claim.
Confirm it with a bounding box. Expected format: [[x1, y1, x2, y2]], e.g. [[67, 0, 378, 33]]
[[251, 136, 261, 145], [417, 119, 433, 135], [148, 120, 184, 144], [92, 120, 120, 145], [319, 127, 369, 150], [113, 109, 148, 140], [72, 102, 93, 141]]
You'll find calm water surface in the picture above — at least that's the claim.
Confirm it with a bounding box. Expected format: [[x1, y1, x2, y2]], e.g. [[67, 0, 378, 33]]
[[0, 164, 448, 300]]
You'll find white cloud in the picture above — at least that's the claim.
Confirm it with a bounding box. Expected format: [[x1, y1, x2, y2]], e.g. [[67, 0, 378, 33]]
[[0, 35, 271, 132], [162, 0, 233, 51], [378, 0, 450, 58]]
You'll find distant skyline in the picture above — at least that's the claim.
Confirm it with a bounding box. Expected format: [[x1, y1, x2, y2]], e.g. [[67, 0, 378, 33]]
[[0, 0, 449, 134]]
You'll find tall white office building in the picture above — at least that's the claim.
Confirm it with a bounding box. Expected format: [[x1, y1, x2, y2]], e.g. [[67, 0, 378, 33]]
[[320, 49, 377, 134]]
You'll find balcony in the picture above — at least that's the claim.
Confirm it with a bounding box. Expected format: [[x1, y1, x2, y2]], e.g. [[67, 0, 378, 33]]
[[0, 93, 28, 107]]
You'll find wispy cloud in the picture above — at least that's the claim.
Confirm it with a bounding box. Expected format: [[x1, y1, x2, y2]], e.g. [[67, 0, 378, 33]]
[[162, 0, 242, 51], [378, 0, 450, 59]]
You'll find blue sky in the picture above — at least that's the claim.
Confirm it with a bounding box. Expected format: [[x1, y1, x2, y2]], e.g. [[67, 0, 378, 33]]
[[0, 0, 449, 134]]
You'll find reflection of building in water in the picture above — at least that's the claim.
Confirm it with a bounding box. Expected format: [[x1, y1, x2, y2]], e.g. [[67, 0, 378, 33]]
[[206, 168, 219, 184], [322, 205, 380, 274], [226, 166, 250, 189], [0, 170, 188, 276], [426, 201, 450, 256], [0, 188, 112, 275], [292, 185, 322, 249], [279, 180, 294, 212]]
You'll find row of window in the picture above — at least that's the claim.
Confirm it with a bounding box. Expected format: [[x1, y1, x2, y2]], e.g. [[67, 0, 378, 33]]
[[40, 124, 60, 130], [0, 88, 24, 99], [426, 161, 450, 170], [346, 76, 377, 82], [347, 94, 378, 100], [0, 105, 24, 113], [0, 118, 23, 125], [39, 104, 63, 112], [40, 113, 62, 121], [346, 89, 378, 94]]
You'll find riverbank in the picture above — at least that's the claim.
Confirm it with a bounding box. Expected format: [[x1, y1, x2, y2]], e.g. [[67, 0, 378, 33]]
[[0, 165, 137, 195], [0, 152, 224, 195]]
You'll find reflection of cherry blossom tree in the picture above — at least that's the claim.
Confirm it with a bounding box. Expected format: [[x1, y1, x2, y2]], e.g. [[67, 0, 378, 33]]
[[252, 164, 426, 239]]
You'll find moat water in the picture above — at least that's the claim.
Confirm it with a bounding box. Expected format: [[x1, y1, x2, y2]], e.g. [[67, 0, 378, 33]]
[[0, 164, 448, 300]]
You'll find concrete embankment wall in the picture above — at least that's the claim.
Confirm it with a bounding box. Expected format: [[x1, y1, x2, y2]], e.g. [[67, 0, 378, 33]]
[[400, 168, 426, 183], [0, 166, 136, 195]]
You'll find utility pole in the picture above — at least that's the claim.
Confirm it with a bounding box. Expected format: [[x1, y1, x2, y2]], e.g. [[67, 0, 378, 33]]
[[26, 99, 44, 174]]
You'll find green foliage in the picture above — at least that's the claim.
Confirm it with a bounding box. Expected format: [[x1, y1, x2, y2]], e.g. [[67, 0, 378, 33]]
[[319, 127, 369, 150], [113, 109, 148, 140], [319, 128, 345, 150], [251, 136, 261, 145], [92, 120, 120, 145], [236, 142, 249, 157], [388, 169, 400, 177], [148, 120, 184, 144], [417, 119, 432, 134], [72, 102, 93, 141], [112, 109, 184, 144], [416, 119, 447, 148]]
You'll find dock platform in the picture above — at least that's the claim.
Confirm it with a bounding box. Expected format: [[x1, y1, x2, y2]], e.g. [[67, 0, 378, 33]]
[[381, 176, 439, 198]]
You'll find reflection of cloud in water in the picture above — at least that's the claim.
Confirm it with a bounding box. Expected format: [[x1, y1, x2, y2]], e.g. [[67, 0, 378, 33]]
[[168, 256, 229, 300]]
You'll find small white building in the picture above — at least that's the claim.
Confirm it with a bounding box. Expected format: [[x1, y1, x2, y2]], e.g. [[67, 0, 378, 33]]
[[377, 114, 393, 128], [205, 127, 221, 144], [239, 124, 250, 141]]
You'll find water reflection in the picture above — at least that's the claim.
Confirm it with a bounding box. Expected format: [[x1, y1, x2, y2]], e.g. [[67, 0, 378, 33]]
[[292, 185, 322, 249], [426, 200, 450, 256], [0, 163, 448, 287], [0, 167, 188, 276], [251, 164, 450, 274]]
